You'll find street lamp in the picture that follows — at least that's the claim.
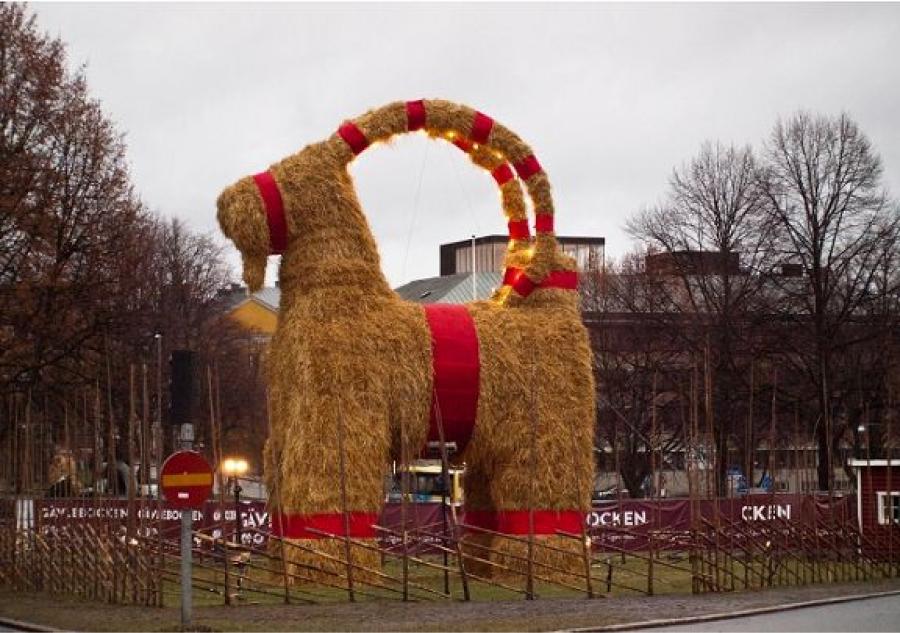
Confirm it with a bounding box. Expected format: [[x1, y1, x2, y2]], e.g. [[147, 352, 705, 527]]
[[221, 457, 249, 546]]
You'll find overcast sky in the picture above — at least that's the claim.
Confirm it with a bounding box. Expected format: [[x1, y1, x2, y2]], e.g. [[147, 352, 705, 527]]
[[31, 2, 900, 288]]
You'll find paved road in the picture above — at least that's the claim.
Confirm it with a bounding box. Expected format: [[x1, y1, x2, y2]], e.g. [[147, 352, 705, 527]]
[[636, 593, 900, 632]]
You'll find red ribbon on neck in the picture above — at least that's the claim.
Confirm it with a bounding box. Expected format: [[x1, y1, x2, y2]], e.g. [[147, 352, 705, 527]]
[[502, 267, 578, 296], [511, 270, 537, 297], [252, 171, 287, 254]]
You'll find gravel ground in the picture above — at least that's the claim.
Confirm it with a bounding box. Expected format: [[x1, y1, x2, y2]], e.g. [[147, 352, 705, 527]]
[[3, 579, 900, 632]]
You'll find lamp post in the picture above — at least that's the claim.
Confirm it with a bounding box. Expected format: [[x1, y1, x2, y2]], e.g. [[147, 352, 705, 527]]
[[221, 457, 248, 546]]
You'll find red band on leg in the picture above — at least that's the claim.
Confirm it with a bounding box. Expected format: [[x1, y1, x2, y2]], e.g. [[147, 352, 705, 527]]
[[464, 510, 584, 535], [514, 155, 542, 180], [492, 164, 514, 186], [337, 121, 370, 155], [535, 213, 554, 233], [507, 219, 530, 240], [470, 111, 494, 144], [406, 100, 426, 131], [252, 171, 287, 254], [272, 511, 378, 539]]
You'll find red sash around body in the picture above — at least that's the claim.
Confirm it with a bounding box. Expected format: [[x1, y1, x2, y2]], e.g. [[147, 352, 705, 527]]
[[422, 303, 480, 454]]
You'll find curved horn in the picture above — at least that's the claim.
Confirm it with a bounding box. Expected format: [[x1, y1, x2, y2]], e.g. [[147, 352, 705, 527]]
[[328, 99, 575, 304]]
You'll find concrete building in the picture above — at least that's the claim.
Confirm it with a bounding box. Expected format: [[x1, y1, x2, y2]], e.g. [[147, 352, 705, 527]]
[[439, 234, 605, 276]]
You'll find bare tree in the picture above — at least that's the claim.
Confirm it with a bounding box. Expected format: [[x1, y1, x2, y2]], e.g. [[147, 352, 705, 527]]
[[0, 3, 149, 396], [626, 142, 771, 494], [759, 111, 896, 490], [0, 5, 248, 491], [584, 253, 688, 498]]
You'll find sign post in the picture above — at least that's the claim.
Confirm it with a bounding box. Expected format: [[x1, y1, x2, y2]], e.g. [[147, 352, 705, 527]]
[[160, 450, 213, 629], [180, 509, 192, 625]]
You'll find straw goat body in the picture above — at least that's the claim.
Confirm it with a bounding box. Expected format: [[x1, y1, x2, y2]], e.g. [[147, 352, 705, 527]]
[[217, 99, 595, 582]]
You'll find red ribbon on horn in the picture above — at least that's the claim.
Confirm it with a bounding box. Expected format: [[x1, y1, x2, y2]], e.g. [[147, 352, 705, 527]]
[[508, 219, 530, 240], [535, 213, 554, 233], [338, 121, 370, 155], [514, 154, 542, 180], [471, 111, 494, 144], [492, 164, 514, 186], [406, 100, 426, 131]]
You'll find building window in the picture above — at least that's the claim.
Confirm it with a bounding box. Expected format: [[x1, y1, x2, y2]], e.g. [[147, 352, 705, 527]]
[[834, 478, 851, 491], [876, 491, 900, 525]]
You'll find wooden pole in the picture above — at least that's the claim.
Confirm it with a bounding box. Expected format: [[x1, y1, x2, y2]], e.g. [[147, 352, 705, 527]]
[[25, 390, 32, 493], [747, 360, 754, 496], [399, 407, 410, 602], [704, 340, 721, 591], [689, 363, 700, 593], [156, 335, 163, 491], [794, 402, 808, 585], [128, 365, 137, 540], [105, 339, 117, 497], [613, 402, 625, 565], [526, 347, 538, 600], [767, 369, 778, 586], [565, 380, 594, 598], [648, 371, 657, 596], [142, 364, 150, 494], [683, 374, 696, 592], [140, 363, 150, 600], [886, 384, 894, 577], [40, 393, 47, 492], [208, 365, 231, 605], [12, 395, 19, 495], [431, 390, 470, 600], [334, 400, 355, 602], [3, 396, 8, 492]]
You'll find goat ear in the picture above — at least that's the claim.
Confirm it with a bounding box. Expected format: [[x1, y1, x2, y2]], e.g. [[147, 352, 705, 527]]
[[217, 177, 271, 291], [242, 252, 266, 292]]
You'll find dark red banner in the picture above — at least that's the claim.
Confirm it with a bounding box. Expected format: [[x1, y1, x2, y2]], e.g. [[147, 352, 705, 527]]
[[21, 493, 854, 554], [586, 494, 855, 551]]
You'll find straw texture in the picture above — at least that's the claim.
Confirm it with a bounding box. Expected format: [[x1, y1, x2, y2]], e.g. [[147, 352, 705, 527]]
[[217, 99, 595, 583]]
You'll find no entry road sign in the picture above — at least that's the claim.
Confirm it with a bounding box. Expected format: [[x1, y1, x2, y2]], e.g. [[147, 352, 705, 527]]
[[160, 450, 213, 509]]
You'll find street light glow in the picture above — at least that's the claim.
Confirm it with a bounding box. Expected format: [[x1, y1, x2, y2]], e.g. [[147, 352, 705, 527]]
[[222, 457, 248, 477]]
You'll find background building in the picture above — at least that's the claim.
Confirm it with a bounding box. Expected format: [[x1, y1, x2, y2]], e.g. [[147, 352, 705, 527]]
[[440, 234, 605, 276]]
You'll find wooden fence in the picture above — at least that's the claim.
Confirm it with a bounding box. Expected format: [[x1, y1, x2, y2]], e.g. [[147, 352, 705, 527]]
[[2, 493, 898, 606]]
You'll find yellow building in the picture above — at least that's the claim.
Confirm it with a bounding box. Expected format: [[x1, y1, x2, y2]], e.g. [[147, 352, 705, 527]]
[[227, 287, 279, 335]]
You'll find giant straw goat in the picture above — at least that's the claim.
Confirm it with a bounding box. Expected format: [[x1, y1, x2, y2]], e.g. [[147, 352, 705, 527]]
[[217, 99, 595, 584]]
